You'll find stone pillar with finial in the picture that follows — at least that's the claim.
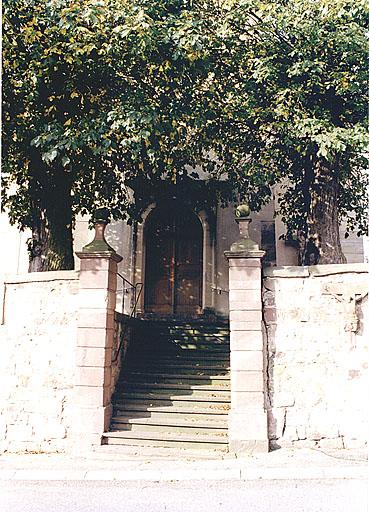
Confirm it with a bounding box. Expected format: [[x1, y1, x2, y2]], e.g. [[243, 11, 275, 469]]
[[73, 208, 122, 449], [224, 203, 268, 454]]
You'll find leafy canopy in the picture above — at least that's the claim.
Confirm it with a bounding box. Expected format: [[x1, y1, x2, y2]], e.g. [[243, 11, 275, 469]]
[[2, 0, 230, 231], [204, 0, 369, 238], [2, 0, 368, 260]]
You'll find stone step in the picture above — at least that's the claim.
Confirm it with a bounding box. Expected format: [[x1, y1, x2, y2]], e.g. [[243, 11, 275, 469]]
[[115, 389, 231, 402], [128, 353, 230, 365], [159, 336, 229, 343], [114, 399, 230, 414], [127, 371, 230, 380], [163, 342, 229, 348], [94, 444, 231, 460], [109, 321, 230, 452], [157, 330, 229, 336], [111, 412, 228, 428], [116, 381, 230, 392], [158, 353, 230, 361], [122, 374, 230, 387], [139, 322, 228, 330], [127, 367, 229, 377], [132, 346, 230, 355], [103, 436, 229, 451], [109, 422, 228, 437], [103, 431, 228, 450], [130, 362, 230, 371]]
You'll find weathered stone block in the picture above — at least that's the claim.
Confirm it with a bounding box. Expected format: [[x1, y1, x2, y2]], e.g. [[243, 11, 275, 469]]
[[77, 327, 114, 349], [76, 347, 112, 368], [229, 258, 261, 268], [71, 405, 112, 434], [79, 258, 117, 273], [230, 310, 262, 322], [73, 385, 111, 407], [317, 437, 344, 450], [231, 371, 264, 392], [231, 391, 264, 409], [231, 350, 264, 371], [229, 289, 261, 305], [231, 321, 262, 331], [75, 366, 111, 387], [229, 269, 261, 290], [229, 438, 269, 454], [267, 407, 286, 440], [229, 410, 268, 441], [79, 270, 117, 292], [44, 422, 67, 441], [230, 330, 263, 351], [78, 289, 115, 310], [274, 392, 295, 408], [263, 307, 277, 324], [6, 424, 33, 442], [78, 310, 115, 330]]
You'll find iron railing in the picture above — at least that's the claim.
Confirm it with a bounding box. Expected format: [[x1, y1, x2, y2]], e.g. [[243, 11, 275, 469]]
[[112, 274, 143, 363], [117, 273, 142, 316]]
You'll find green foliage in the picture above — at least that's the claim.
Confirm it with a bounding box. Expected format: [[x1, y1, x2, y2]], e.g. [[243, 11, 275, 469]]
[[204, 0, 369, 239], [2, 0, 234, 270], [2, 0, 222, 233], [2, 0, 368, 269]]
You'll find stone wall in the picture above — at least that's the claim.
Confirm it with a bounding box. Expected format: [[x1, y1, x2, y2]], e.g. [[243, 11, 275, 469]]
[[263, 264, 368, 450], [0, 272, 79, 453]]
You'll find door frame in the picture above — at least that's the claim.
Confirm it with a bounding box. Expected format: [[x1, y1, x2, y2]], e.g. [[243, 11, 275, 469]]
[[133, 203, 216, 316], [143, 205, 203, 315]]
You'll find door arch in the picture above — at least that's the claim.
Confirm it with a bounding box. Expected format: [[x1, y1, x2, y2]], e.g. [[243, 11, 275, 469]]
[[144, 204, 203, 316]]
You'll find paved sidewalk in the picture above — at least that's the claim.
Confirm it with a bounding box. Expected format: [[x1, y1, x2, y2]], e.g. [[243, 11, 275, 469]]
[[0, 447, 367, 482]]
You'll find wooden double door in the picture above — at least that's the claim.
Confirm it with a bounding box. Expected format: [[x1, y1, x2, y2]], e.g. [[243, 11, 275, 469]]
[[144, 206, 203, 316]]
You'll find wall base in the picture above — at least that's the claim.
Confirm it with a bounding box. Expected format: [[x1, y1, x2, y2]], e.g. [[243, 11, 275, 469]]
[[229, 439, 269, 455]]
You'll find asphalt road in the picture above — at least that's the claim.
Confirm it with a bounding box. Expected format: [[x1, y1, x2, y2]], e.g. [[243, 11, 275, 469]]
[[0, 479, 367, 512]]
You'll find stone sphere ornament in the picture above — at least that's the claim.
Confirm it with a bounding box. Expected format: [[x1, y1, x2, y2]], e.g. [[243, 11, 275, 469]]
[[229, 202, 264, 254], [235, 203, 251, 219]]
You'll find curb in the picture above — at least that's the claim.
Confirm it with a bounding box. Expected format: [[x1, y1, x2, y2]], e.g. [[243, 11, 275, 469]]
[[0, 465, 366, 482]]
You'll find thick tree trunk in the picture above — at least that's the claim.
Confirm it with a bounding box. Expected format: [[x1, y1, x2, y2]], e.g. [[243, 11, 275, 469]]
[[303, 161, 346, 265], [43, 180, 75, 271], [44, 215, 74, 270], [28, 159, 75, 271], [28, 210, 48, 272]]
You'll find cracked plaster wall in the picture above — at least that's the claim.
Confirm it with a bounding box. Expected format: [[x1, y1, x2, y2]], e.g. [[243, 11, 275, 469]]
[[263, 264, 368, 450]]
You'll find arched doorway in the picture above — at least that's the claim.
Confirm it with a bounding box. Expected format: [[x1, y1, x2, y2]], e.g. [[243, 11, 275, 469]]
[[144, 205, 203, 316]]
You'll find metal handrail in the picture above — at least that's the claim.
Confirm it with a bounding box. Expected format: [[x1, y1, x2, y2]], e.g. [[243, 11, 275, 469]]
[[117, 273, 140, 315], [112, 275, 143, 363]]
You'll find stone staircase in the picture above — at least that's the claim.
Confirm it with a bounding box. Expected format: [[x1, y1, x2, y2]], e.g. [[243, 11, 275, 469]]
[[103, 321, 230, 454]]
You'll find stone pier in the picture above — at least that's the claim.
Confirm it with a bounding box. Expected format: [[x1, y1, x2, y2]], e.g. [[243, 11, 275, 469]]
[[73, 210, 122, 448], [225, 205, 268, 454]]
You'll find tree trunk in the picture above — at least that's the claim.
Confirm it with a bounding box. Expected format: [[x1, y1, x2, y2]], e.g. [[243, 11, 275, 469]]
[[28, 210, 48, 272], [28, 159, 75, 271], [43, 181, 75, 271], [304, 161, 346, 265]]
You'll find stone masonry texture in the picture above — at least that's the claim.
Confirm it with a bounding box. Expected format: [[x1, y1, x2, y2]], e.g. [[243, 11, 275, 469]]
[[0, 273, 79, 454], [263, 264, 368, 450]]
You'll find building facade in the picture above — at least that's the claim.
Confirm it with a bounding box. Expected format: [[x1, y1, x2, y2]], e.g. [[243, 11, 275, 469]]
[[1, 192, 366, 318]]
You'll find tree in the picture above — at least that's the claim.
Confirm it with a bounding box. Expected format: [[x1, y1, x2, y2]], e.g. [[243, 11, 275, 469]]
[[204, 0, 369, 264], [3, 0, 368, 270], [2, 0, 225, 270], [3, 0, 126, 269]]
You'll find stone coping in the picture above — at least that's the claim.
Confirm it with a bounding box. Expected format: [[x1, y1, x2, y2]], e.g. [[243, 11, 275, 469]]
[[263, 263, 369, 278], [2, 270, 79, 285], [76, 251, 123, 263]]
